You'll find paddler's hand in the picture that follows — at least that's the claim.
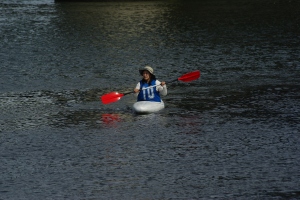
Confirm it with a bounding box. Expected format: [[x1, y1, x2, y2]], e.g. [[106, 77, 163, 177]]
[[161, 81, 166, 86], [134, 88, 140, 93]]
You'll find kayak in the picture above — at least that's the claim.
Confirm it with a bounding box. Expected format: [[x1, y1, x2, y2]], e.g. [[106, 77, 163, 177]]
[[133, 101, 165, 114]]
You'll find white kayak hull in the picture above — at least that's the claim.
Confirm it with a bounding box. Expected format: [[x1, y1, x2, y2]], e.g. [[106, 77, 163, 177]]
[[133, 101, 165, 114]]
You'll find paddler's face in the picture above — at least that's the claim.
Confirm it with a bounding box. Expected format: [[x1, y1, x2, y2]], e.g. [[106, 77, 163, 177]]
[[142, 70, 151, 81]]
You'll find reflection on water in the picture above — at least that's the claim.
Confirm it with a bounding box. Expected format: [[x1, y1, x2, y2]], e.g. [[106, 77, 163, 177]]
[[101, 113, 121, 126]]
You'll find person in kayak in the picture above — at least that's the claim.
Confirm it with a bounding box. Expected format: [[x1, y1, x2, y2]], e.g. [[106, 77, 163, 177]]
[[134, 66, 167, 102]]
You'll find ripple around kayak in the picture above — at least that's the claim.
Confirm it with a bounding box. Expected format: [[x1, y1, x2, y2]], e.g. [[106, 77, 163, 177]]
[[132, 101, 165, 114]]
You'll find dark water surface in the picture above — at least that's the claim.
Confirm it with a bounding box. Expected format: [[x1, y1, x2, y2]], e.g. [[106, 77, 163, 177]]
[[1, 0, 300, 199]]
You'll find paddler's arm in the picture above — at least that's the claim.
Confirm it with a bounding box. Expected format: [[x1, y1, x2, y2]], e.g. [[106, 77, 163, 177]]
[[157, 81, 167, 96], [134, 82, 140, 97]]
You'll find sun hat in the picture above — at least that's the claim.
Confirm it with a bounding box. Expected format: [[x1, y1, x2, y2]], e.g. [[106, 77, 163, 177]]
[[139, 65, 155, 76]]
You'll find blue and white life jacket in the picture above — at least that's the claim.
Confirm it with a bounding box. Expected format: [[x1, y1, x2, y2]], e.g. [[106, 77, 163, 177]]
[[137, 80, 161, 102]]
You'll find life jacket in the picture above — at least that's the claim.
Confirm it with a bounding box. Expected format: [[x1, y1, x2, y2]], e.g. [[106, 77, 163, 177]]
[[137, 80, 161, 102]]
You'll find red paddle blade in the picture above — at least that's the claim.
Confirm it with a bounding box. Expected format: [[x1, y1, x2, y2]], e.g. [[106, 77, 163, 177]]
[[178, 70, 200, 82], [101, 92, 124, 104]]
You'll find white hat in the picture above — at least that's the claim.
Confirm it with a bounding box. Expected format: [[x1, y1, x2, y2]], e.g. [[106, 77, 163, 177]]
[[139, 65, 154, 76]]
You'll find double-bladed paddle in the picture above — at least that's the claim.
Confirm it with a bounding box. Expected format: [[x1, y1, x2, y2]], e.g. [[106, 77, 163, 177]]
[[100, 70, 200, 104]]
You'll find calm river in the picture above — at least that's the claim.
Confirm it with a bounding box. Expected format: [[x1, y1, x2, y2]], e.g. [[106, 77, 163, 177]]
[[1, 0, 299, 199]]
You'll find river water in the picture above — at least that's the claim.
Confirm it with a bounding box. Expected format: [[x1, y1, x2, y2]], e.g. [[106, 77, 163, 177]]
[[1, 0, 300, 199]]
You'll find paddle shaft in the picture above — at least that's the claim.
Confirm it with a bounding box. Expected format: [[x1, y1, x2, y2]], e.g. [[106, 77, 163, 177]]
[[118, 78, 177, 97], [131, 78, 177, 94]]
